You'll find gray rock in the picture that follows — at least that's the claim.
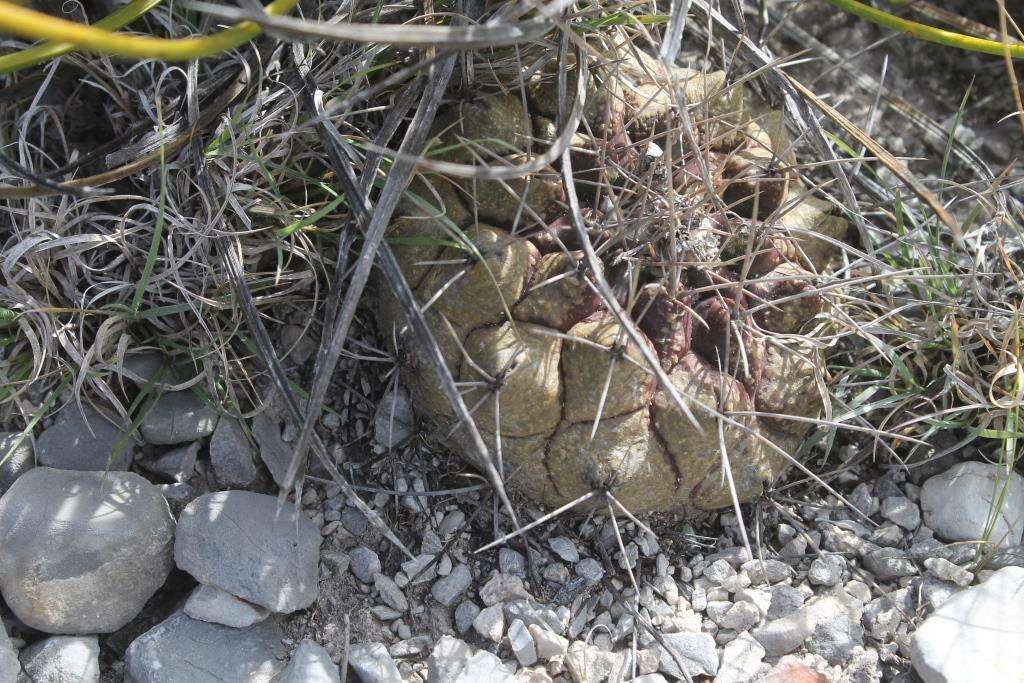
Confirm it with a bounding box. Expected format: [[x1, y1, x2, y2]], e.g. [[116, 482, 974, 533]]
[[527, 625, 568, 661], [863, 548, 918, 579], [454, 600, 480, 634], [480, 573, 531, 606], [250, 410, 292, 488], [431, 563, 471, 606], [767, 586, 806, 620], [426, 636, 473, 683], [0, 467, 173, 633], [703, 559, 736, 586], [657, 632, 718, 679], [35, 404, 133, 470], [881, 496, 921, 530], [923, 557, 973, 587], [0, 432, 33, 493], [19, 636, 99, 683], [921, 461, 1024, 549], [342, 507, 369, 535], [142, 441, 200, 483], [117, 350, 168, 386], [209, 417, 260, 488], [714, 631, 765, 683], [850, 482, 879, 517], [0, 623, 19, 682], [575, 558, 605, 583], [499, 549, 526, 576], [174, 491, 321, 613], [508, 619, 537, 666], [566, 642, 625, 682], [740, 559, 793, 585], [140, 391, 218, 445], [373, 387, 415, 449], [716, 601, 761, 631], [453, 650, 515, 683], [868, 524, 905, 547], [910, 566, 1024, 683], [183, 584, 269, 628], [548, 537, 579, 563], [375, 574, 408, 612], [322, 551, 351, 574], [504, 601, 565, 635], [808, 555, 845, 587], [278, 640, 340, 683], [752, 595, 862, 663], [347, 643, 401, 683], [917, 577, 960, 612], [349, 547, 382, 583], [125, 611, 286, 682], [474, 603, 505, 643]]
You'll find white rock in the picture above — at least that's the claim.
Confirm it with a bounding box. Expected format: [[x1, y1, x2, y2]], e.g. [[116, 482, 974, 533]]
[[474, 604, 505, 643], [184, 584, 269, 627], [427, 636, 473, 683], [910, 566, 1024, 683], [752, 595, 861, 663], [508, 619, 538, 666], [565, 641, 625, 682], [921, 461, 1024, 549], [278, 640, 340, 683], [527, 625, 568, 661], [347, 643, 401, 683], [453, 650, 515, 682], [717, 601, 761, 631], [923, 557, 973, 587], [656, 632, 718, 678], [20, 636, 99, 683], [480, 573, 532, 606], [713, 632, 765, 683]]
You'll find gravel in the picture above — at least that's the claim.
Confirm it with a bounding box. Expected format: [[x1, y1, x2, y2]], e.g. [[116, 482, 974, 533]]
[[124, 611, 286, 682], [34, 404, 133, 471], [139, 391, 218, 445], [910, 566, 1024, 682], [174, 491, 321, 613], [0, 467, 174, 633], [209, 417, 260, 488], [19, 636, 100, 683]]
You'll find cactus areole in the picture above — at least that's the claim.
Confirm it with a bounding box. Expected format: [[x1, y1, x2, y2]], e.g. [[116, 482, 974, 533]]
[[379, 51, 847, 515]]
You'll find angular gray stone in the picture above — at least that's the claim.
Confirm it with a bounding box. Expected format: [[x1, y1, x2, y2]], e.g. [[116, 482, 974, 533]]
[[174, 491, 321, 613], [0, 467, 174, 633], [921, 461, 1024, 549], [209, 417, 260, 488], [278, 640, 340, 683], [349, 547, 381, 583], [251, 410, 291, 488], [19, 636, 99, 683], [752, 594, 862, 663], [347, 643, 401, 683], [480, 573, 531, 606], [183, 584, 269, 628], [527, 624, 568, 661], [566, 642, 625, 682], [140, 391, 218, 445], [923, 557, 973, 587], [35, 404, 133, 471], [474, 603, 505, 643], [0, 432, 33, 493], [0, 623, 19, 682], [455, 600, 480, 635], [656, 632, 718, 678], [740, 559, 793, 585], [575, 558, 605, 583], [375, 574, 408, 612], [548, 537, 579, 563], [124, 611, 286, 682], [426, 636, 473, 683], [431, 563, 471, 606], [807, 555, 845, 587], [910, 566, 1024, 683], [373, 387, 415, 449], [863, 548, 918, 580], [881, 496, 921, 530], [141, 441, 200, 483], [507, 619, 537, 666]]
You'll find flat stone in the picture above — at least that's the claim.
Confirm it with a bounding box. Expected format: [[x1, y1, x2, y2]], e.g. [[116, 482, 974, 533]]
[[881, 496, 921, 530], [740, 559, 793, 585], [375, 574, 408, 612], [374, 386, 415, 448], [480, 573, 531, 606], [432, 563, 472, 606], [807, 555, 845, 587], [549, 537, 580, 563], [183, 584, 269, 628], [752, 595, 862, 663], [278, 640, 340, 683], [910, 566, 1024, 683], [923, 557, 973, 587], [575, 558, 605, 583], [124, 611, 286, 682], [141, 441, 200, 483], [174, 491, 321, 613], [453, 650, 515, 682], [140, 391, 218, 445], [508, 619, 537, 666], [0, 467, 174, 633], [474, 603, 505, 643], [716, 601, 761, 631], [20, 636, 99, 683], [251, 410, 293, 489], [765, 585, 808, 622], [455, 600, 480, 634], [714, 631, 765, 683], [35, 404, 133, 470], [566, 641, 626, 682], [209, 417, 260, 488], [0, 432, 33, 493], [863, 548, 918, 580], [347, 643, 401, 683], [427, 636, 473, 683], [921, 461, 1024, 549], [656, 632, 718, 678], [527, 624, 568, 661]]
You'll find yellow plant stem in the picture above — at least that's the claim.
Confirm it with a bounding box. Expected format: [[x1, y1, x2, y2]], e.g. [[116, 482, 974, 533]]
[[0, 0, 300, 62], [0, 0, 164, 74], [823, 0, 1024, 59]]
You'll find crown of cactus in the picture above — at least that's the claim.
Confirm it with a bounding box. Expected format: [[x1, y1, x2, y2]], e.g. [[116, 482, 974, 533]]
[[379, 49, 848, 515]]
